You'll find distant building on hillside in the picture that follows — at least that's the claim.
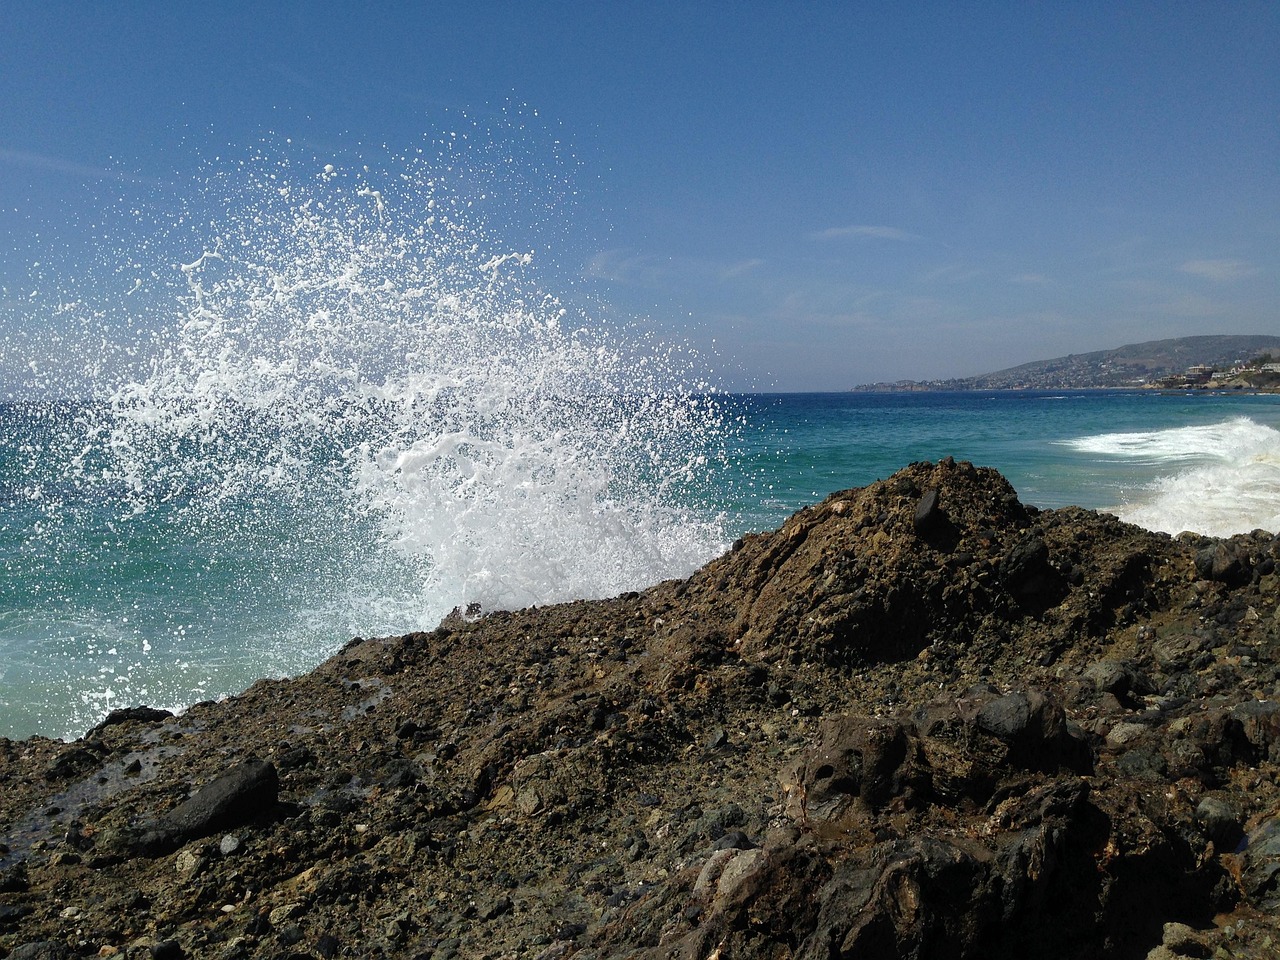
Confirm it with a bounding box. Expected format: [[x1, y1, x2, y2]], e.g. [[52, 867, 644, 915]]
[[1186, 365, 1215, 382], [1153, 364, 1219, 389]]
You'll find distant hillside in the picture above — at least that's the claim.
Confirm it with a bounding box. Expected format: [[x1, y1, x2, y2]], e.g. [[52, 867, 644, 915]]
[[855, 335, 1280, 391]]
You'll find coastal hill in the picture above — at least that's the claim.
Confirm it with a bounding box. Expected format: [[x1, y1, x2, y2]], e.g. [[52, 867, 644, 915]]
[[4, 460, 1280, 958], [855, 334, 1280, 391]]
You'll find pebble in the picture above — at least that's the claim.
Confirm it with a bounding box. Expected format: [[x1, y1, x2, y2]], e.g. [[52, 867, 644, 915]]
[[269, 902, 304, 926], [1105, 722, 1149, 749], [174, 849, 203, 879]]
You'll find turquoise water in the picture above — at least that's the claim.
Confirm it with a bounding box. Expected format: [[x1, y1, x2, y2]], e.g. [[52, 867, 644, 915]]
[[4, 389, 1278, 741], [2, 141, 1278, 740], [724, 390, 1280, 531]]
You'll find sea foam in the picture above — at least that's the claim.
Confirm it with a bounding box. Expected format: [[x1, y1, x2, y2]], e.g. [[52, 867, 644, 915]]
[[4, 135, 734, 737], [1063, 416, 1280, 537], [102, 147, 732, 614]]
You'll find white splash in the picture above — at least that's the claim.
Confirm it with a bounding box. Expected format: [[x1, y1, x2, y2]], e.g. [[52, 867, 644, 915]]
[[1062, 416, 1280, 536], [104, 149, 730, 615], [4, 136, 734, 738]]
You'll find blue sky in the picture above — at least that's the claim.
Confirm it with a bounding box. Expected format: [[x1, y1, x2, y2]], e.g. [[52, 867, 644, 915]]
[[2, 2, 1277, 391]]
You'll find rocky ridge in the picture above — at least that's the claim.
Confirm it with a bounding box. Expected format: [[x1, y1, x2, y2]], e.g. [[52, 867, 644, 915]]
[[853, 334, 1280, 391], [4, 459, 1280, 959]]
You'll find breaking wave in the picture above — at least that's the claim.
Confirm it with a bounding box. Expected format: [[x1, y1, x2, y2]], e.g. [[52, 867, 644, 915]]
[[2, 132, 734, 736], [1061, 416, 1280, 537]]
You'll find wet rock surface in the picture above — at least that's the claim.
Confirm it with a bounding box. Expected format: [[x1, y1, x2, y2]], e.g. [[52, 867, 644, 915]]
[[3, 459, 1280, 958]]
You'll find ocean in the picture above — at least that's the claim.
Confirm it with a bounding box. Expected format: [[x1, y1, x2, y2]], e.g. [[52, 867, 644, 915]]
[[4, 389, 1279, 742], [3, 145, 1279, 741]]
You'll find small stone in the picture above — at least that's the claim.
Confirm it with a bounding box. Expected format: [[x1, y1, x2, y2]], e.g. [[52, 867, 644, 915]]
[[174, 848, 204, 879], [269, 902, 304, 927], [554, 921, 586, 941], [715, 848, 769, 902], [712, 830, 755, 851], [218, 834, 241, 856], [477, 896, 512, 921], [277, 924, 304, 947], [1105, 722, 1150, 749], [1162, 922, 1210, 958], [1196, 796, 1243, 850], [1084, 660, 1133, 698], [913, 488, 942, 534], [693, 849, 737, 898]]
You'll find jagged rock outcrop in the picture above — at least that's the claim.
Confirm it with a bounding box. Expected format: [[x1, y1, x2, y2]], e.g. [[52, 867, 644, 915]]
[[2, 460, 1280, 959]]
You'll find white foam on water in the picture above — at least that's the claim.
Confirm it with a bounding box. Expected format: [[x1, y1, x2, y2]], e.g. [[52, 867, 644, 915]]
[[5, 132, 736, 737], [1061, 417, 1280, 536], [95, 148, 731, 608]]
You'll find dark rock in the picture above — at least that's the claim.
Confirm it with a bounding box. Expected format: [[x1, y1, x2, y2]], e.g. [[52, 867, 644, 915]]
[[0, 860, 29, 893], [977, 690, 1036, 741], [1195, 795, 1244, 851], [150, 942, 184, 960], [555, 921, 586, 940], [44, 742, 106, 780], [85, 705, 174, 737], [137, 759, 279, 856], [380, 757, 420, 788], [1083, 659, 1139, 701], [0, 902, 33, 925], [1230, 699, 1280, 762], [9, 944, 74, 960], [274, 745, 316, 771], [1002, 534, 1063, 604], [784, 716, 910, 826], [712, 830, 756, 852], [1241, 819, 1280, 911], [277, 923, 304, 946], [913, 488, 941, 533], [1115, 744, 1169, 780], [975, 688, 1090, 773], [1195, 543, 1250, 585], [477, 896, 512, 921]]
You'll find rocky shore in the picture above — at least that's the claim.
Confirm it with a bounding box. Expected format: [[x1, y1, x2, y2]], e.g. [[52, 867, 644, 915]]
[[4, 459, 1280, 959]]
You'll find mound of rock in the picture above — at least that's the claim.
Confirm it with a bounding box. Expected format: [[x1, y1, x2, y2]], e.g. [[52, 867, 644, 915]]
[[3, 459, 1280, 959]]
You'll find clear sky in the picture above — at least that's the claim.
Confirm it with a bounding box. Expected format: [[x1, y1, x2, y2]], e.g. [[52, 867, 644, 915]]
[[2, 2, 1277, 391]]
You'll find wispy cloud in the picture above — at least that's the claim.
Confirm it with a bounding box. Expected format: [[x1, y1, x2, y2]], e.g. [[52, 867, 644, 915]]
[[0, 146, 138, 182], [1179, 259, 1257, 282], [719, 258, 764, 280], [583, 248, 662, 285], [919, 263, 983, 284], [584, 248, 767, 288], [810, 224, 921, 242]]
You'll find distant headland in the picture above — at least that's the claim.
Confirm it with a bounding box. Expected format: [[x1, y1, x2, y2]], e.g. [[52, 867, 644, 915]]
[[854, 334, 1280, 392]]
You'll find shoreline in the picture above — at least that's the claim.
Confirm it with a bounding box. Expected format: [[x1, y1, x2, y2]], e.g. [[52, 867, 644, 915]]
[[4, 459, 1280, 957]]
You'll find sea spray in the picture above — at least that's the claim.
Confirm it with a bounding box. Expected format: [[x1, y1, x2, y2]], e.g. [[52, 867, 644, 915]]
[[1, 136, 735, 738]]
